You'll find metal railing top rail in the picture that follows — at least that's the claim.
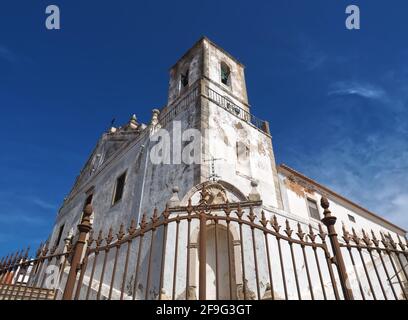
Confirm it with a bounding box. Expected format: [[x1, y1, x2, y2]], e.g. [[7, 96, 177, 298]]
[[0, 243, 71, 273], [158, 86, 199, 128], [340, 224, 408, 254], [83, 201, 331, 255], [205, 86, 269, 134]]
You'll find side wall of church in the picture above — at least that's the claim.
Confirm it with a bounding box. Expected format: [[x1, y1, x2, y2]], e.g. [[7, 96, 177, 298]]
[[277, 172, 405, 238], [49, 94, 201, 252]]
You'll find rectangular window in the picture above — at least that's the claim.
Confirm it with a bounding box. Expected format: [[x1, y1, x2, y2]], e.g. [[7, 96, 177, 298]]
[[84, 193, 93, 209], [307, 198, 320, 220], [112, 172, 126, 205], [56, 224, 65, 247], [348, 214, 356, 223]]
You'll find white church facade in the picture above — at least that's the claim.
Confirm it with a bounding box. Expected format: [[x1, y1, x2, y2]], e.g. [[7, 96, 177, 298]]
[[8, 37, 406, 300]]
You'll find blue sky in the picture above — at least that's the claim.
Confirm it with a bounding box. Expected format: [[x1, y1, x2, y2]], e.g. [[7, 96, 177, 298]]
[[1, 0, 407, 257]]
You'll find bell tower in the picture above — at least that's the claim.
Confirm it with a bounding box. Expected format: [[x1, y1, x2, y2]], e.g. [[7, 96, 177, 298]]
[[164, 37, 283, 210], [167, 37, 249, 112]]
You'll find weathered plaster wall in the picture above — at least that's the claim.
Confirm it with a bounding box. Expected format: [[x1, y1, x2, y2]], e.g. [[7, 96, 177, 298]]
[[49, 95, 201, 252], [205, 99, 280, 209], [204, 39, 249, 109]]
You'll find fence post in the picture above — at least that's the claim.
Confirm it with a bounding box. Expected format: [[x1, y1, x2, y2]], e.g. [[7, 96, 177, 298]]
[[62, 204, 93, 300], [199, 208, 207, 300], [320, 196, 354, 300]]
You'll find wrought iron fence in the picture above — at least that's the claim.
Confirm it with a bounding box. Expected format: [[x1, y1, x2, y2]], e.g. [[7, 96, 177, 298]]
[[340, 225, 408, 300], [69, 201, 341, 300], [0, 243, 71, 300], [0, 194, 407, 300]]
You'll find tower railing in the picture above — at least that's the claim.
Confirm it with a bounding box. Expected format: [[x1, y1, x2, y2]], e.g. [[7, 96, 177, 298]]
[[158, 86, 199, 128], [156, 84, 270, 135], [205, 86, 270, 134]]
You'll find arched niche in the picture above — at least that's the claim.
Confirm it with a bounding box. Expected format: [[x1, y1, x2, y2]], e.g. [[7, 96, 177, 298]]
[[180, 180, 248, 206]]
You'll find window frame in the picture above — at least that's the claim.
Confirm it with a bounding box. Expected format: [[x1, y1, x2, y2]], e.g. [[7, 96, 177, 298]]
[[112, 170, 127, 207], [55, 224, 65, 247], [306, 197, 321, 221], [179, 67, 190, 94], [220, 61, 231, 87]]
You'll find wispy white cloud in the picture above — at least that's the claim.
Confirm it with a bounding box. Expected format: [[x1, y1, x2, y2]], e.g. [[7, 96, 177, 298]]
[[0, 211, 49, 226], [0, 45, 17, 63], [298, 136, 408, 229], [0, 192, 56, 211], [301, 50, 327, 71], [296, 37, 328, 71], [29, 197, 56, 211], [328, 81, 387, 100], [292, 74, 408, 230]]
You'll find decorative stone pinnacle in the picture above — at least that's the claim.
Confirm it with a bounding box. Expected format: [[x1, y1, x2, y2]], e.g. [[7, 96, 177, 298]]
[[67, 228, 74, 239], [167, 186, 180, 208], [151, 109, 160, 123], [129, 114, 138, 130], [248, 180, 261, 202], [149, 109, 161, 135]]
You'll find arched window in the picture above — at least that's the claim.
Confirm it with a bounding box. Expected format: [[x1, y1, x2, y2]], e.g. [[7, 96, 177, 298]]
[[220, 62, 231, 86], [180, 68, 189, 88]]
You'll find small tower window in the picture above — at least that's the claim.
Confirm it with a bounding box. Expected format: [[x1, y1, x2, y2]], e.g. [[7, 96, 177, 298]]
[[221, 62, 231, 86], [112, 172, 127, 205], [348, 214, 356, 223], [180, 68, 189, 88]]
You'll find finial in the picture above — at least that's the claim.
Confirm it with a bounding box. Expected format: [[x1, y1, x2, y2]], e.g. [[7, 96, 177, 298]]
[[320, 196, 337, 227], [80, 204, 93, 228], [167, 186, 180, 208], [84, 204, 93, 217], [149, 109, 161, 135], [151, 109, 160, 124], [129, 114, 139, 130], [108, 118, 117, 133], [248, 180, 261, 201]]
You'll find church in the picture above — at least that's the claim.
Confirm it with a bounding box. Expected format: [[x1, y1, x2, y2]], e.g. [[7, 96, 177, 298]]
[[2, 37, 406, 300]]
